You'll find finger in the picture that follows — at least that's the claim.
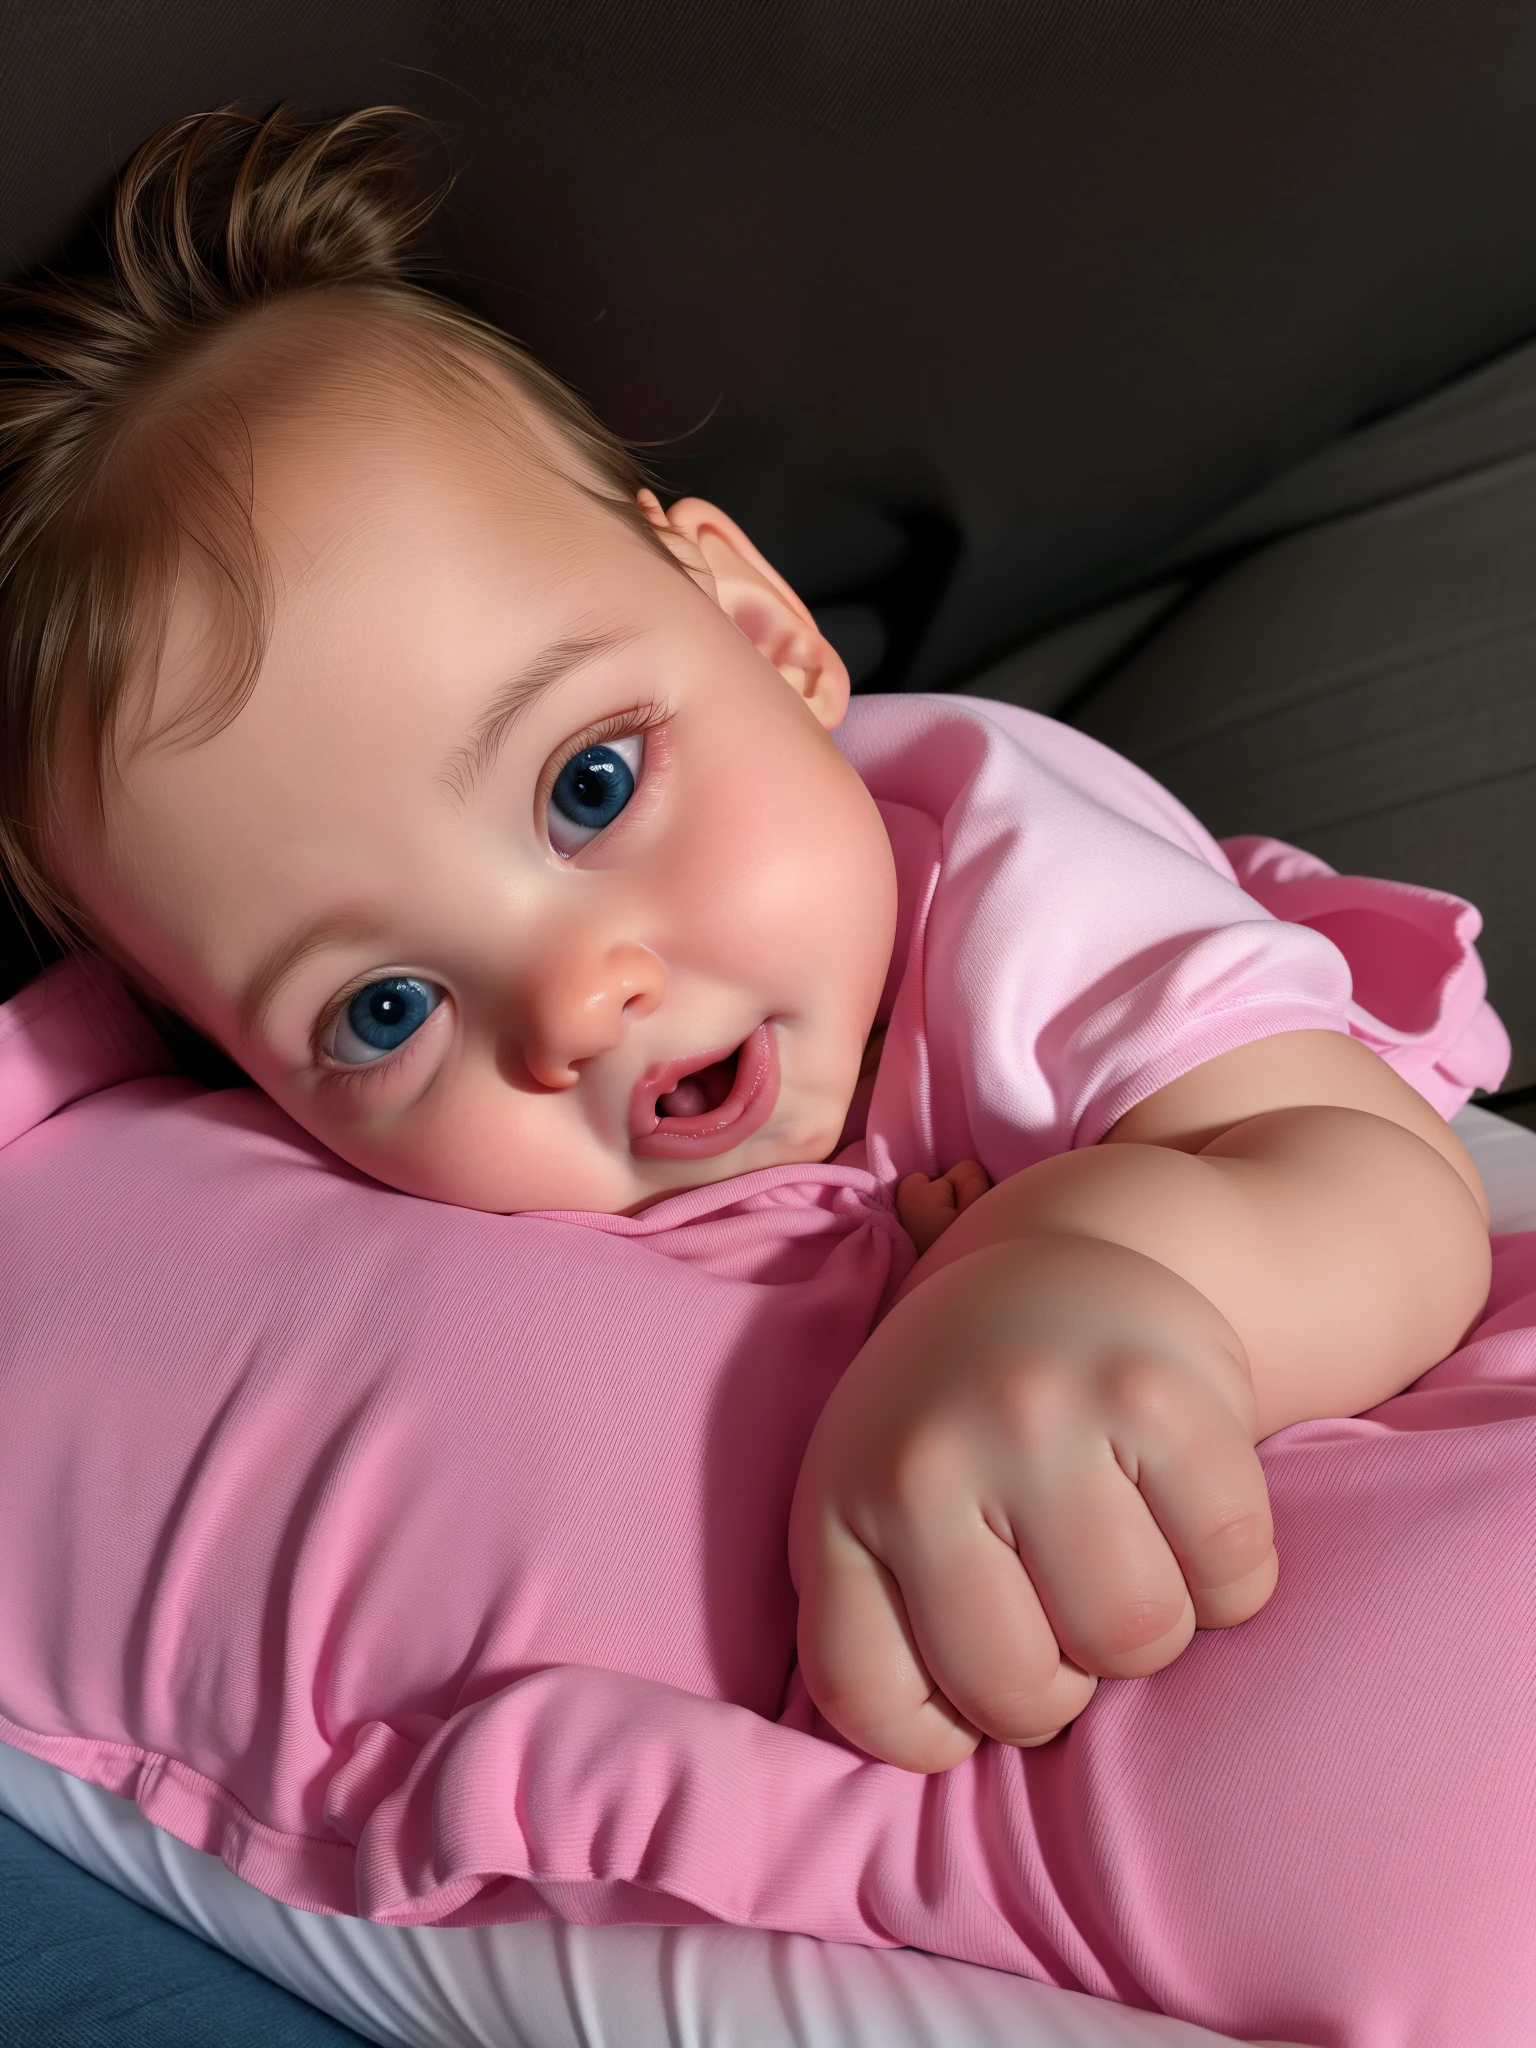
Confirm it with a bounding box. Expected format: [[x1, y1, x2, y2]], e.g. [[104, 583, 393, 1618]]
[[896, 1173, 960, 1255], [897, 1170, 953, 1211], [1116, 1362, 1278, 1629], [949, 1159, 992, 1215], [882, 1504, 1100, 1746], [797, 1514, 982, 1772], [1000, 1425, 1198, 1682], [895, 1172, 938, 1228]]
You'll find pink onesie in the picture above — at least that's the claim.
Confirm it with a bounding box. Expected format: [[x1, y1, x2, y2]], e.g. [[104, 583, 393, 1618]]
[[0, 693, 1530, 2048]]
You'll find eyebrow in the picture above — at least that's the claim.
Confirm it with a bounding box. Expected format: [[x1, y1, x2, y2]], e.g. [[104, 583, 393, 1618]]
[[237, 908, 384, 1046], [439, 623, 640, 808]]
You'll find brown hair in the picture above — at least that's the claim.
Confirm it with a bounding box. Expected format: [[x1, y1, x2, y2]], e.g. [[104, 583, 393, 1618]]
[[0, 103, 668, 952]]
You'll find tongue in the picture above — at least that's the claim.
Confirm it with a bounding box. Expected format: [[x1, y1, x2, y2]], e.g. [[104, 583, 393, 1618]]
[[657, 1051, 738, 1120]]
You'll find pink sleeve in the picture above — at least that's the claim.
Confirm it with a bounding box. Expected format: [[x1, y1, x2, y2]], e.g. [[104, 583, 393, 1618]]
[[1223, 833, 1510, 1116], [839, 697, 1509, 1179], [840, 696, 1356, 1179]]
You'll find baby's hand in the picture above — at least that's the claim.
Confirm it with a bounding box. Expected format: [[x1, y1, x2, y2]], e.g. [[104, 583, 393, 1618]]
[[789, 1231, 1276, 1771], [896, 1161, 992, 1254]]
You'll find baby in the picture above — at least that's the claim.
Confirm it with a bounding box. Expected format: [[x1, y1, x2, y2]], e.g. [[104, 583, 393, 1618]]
[[0, 103, 1493, 1783]]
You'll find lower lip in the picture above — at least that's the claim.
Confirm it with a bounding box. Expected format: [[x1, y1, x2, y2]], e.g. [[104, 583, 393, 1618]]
[[631, 1024, 780, 1160]]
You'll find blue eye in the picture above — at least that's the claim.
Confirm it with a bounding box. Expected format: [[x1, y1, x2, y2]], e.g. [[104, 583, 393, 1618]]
[[548, 734, 642, 855], [329, 976, 442, 1066]]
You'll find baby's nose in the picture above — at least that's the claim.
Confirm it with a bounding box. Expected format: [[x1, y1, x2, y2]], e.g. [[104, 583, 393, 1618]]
[[519, 940, 664, 1089]]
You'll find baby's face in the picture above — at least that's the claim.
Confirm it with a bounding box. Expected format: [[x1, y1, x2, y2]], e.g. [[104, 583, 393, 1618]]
[[65, 350, 898, 1212]]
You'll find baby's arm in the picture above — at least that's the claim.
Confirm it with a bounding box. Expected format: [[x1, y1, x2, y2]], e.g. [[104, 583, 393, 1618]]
[[790, 1029, 1492, 1770]]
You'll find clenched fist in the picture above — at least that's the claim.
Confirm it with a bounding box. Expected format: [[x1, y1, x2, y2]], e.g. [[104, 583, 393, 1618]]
[[789, 1228, 1276, 1771]]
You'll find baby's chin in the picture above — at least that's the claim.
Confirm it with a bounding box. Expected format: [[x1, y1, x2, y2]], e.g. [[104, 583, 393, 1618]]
[[618, 1138, 847, 1212], [615, 1114, 857, 1217]]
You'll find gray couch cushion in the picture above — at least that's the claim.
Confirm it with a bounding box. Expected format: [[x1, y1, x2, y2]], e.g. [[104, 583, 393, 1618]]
[[1067, 348, 1536, 1087]]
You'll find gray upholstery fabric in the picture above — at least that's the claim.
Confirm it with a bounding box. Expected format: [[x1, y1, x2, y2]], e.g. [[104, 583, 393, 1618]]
[[1065, 340, 1536, 1087], [7, 1, 1536, 688], [3, 0, 1536, 1061]]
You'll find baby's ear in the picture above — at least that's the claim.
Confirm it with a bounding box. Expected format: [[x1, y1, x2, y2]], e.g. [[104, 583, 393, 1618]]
[[637, 490, 851, 730]]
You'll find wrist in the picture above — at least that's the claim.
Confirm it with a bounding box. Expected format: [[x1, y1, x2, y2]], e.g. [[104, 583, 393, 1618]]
[[877, 1230, 1256, 1439]]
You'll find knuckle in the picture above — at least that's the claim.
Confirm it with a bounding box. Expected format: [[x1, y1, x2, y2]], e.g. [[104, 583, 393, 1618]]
[[812, 1677, 884, 1732], [1093, 1591, 1189, 1660], [959, 1683, 1063, 1743], [890, 1726, 981, 1773], [1187, 1503, 1273, 1581], [881, 1422, 963, 1521], [958, 1660, 1097, 1744], [961, 1641, 1061, 1710], [986, 1363, 1074, 1449], [1101, 1349, 1179, 1427], [939, 1636, 1072, 1735]]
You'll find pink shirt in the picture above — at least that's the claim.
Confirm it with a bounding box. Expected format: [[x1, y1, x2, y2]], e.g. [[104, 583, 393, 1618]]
[[834, 693, 1354, 1176]]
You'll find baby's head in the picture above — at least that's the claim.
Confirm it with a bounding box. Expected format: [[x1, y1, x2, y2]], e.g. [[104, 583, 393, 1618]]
[[0, 107, 897, 1213]]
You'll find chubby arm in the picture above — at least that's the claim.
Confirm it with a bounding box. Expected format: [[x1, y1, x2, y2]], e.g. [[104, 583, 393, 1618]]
[[790, 1030, 1491, 1770], [900, 1030, 1490, 1437]]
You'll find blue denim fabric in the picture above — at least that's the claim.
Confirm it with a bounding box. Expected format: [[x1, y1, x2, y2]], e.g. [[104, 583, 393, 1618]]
[[0, 1812, 369, 2045]]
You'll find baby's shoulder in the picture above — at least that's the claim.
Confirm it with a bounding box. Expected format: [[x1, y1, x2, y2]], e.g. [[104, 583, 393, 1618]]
[[836, 690, 1231, 875]]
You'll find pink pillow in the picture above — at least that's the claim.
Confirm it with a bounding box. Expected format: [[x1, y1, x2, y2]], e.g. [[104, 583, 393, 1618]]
[[6, 955, 1536, 2046], [0, 956, 910, 1911]]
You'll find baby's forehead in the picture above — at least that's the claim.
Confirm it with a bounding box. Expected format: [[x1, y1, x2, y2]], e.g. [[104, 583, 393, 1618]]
[[113, 327, 624, 827], [213, 298, 576, 505], [150, 300, 605, 641]]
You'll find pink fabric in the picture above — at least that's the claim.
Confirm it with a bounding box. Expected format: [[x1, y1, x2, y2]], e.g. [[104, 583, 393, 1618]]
[[840, 694, 1357, 1172], [832, 697, 1507, 1169], [0, 950, 175, 1147], [1221, 829, 1512, 1120], [0, 695, 1527, 2046]]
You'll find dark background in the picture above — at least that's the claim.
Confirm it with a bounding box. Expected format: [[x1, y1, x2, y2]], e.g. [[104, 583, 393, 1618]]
[[5, 0, 1536, 1079], [10, 1, 1536, 677]]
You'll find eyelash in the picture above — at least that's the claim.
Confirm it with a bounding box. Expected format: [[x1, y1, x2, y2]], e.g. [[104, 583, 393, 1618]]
[[313, 984, 443, 1096], [313, 697, 673, 1089], [535, 698, 672, 842]]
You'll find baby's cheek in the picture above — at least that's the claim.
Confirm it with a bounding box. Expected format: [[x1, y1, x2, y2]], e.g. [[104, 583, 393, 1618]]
[[267, 1070, 610, 1215], [749, 842, 887, 1021]]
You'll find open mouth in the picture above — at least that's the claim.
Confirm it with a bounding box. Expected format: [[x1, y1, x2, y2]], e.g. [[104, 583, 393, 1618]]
[[630, 1023, 781, 1160]]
